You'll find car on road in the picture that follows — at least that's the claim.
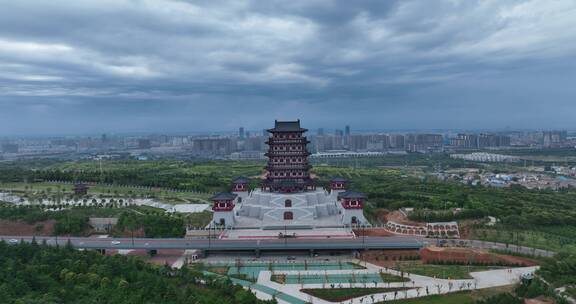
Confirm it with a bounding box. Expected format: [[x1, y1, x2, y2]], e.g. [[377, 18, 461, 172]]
[[111, 241, 121, 245], [144, 243, 149, 246], [8, 239, 18, 244]]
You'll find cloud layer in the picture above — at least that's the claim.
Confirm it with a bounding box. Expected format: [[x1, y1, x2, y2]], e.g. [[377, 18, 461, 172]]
[[0, 0, 575, 135]]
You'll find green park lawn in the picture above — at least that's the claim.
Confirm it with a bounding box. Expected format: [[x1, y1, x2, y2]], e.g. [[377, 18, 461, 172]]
[[301, 287, 410, 302], [395, 262, 498, 280], [0, 181, 211, 204], [384, 292, 475, 304]]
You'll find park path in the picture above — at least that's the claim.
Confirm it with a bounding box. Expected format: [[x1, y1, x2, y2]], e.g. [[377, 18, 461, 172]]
[[251, 259, 538, 304]]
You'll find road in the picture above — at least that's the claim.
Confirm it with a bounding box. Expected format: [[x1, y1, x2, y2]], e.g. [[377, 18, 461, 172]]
[[0, 235, 423, 251]]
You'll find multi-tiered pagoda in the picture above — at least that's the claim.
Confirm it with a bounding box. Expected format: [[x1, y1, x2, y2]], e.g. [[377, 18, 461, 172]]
[[262, 120, 315, 193], [210, 119, 368, 228]]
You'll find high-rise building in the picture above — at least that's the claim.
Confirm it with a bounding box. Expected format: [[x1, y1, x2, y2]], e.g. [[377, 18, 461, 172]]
[[406, 134, 443, 152], [543, 130, 567, 148], [450, 133, 511, 148], [137, 139, 151, 149], [239, 127, 245, 139], [389, 134, 405, 149], [345, 125, 350, 137]]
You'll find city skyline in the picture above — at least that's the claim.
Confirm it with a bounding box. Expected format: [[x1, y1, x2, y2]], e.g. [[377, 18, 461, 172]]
[[1, 1, 576, 135]]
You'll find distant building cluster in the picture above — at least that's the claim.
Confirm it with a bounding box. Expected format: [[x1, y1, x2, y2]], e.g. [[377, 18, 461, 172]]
[[0, 127, 572, 161], [450, 152, 519, 162], [449, 133, 511, 148]]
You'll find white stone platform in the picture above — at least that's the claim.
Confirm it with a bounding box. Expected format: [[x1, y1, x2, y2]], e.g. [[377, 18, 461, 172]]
[[234, 189, 344, 228]]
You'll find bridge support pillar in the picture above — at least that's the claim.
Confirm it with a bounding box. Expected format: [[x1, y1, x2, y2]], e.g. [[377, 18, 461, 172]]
[[309, 249, 315, 257], [255, 249, 260, 258], [96, 249, 106, 255], [148, 249, 157, 256]]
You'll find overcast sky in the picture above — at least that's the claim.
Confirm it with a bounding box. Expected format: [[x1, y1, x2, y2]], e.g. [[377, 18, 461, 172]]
[[0, 0, 575, 135]]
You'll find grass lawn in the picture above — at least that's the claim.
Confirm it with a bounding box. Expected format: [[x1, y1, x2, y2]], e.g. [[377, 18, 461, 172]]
[[395, 262, 498, 279], [380, 272, 411, 282], [383, 285, 515, 303], [0, 182, 211, 203], [301, 287, 410, 302], [384, 292, 474, 304]]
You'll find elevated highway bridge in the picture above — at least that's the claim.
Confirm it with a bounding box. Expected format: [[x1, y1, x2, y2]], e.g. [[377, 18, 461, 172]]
[[1, 235, 423, 254]]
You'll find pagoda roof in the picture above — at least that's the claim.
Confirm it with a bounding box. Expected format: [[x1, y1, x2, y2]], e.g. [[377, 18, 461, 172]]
[[267, 120, 308, 132], [232, 176, 250, 183], [338, 191, 366, 199], [210, 192, 238, 201], [330, 177, 348, 182]]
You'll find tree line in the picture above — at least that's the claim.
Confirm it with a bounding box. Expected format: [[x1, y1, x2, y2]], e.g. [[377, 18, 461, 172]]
[[0, 241, 275, 304]]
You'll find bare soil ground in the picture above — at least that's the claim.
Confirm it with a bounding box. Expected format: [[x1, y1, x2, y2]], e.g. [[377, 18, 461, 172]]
[[0, 219, 55, 236], [524, 296, 556, 304], [105, 249, 185, 266], [353, 228, 395, 237], [147, 249, 185, 266], [360, 249, 421, 267], [378, 209, 425, 226], [422, 246, 540, 266]]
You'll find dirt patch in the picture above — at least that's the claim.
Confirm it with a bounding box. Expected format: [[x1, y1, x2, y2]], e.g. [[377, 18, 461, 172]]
[[353, 228, 395, 237], [421, 246, 539, 266], [379, 210, 425, 226], [359, 249, 421, 267], [148, 249, 185, 266], [0, 219, 55, 236], [525, 296, 555, 304]]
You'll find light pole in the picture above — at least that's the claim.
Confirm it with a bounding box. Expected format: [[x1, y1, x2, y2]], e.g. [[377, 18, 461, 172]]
[[208, 224, 211, 249]]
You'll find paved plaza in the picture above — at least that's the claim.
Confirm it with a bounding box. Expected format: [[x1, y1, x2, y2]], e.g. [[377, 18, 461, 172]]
[[203, 258, 538, 304]]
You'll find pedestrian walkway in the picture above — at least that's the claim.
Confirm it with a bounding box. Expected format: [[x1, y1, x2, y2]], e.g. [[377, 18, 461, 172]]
[[204, 259, 538, 303]]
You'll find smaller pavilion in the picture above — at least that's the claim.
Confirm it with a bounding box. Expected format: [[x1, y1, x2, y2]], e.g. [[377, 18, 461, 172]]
[[210, 192, 237, 227]]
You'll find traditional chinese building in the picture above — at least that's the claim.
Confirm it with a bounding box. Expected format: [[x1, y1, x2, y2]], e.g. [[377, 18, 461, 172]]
[[262, 120, 315, 193], [232, 177, 250, 192], [210, 192, 237, 227], [210, 120, 367, 228], [337, 191, 366, 224], [330, 177, 348, 191]]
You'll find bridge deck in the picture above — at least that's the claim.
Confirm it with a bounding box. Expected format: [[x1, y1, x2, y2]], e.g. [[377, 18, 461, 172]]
[[1, 236, 423, 251]]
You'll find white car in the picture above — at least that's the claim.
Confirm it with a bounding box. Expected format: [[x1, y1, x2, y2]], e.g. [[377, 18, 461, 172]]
[[8, 239, 18, 244], [111, 241, 121, 245]]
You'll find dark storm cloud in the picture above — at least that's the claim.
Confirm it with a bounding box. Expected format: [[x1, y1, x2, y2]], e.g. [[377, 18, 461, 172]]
[[0, 0, 575, 135]]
